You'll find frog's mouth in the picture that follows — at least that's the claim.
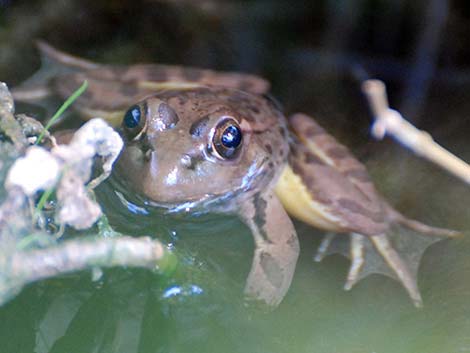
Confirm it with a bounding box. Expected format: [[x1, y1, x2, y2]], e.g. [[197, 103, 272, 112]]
[[112, 153, 273, 215], [149, 154, 273, 214]]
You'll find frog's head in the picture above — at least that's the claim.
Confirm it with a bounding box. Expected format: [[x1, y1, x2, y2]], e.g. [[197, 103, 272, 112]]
[[114, 88, 282, 209]]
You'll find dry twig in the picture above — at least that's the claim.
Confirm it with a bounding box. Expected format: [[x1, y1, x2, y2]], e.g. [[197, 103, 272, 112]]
[[362, 79, 470, 185], [0, 235, 168, 306]]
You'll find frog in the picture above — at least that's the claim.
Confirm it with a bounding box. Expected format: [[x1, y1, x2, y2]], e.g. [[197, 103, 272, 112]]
[[12, 41, 459, 307]]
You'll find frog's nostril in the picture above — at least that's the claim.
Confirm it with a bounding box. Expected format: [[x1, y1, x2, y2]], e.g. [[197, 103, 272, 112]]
[[180, 154, 194, 169], [139, 137, 154, 161]]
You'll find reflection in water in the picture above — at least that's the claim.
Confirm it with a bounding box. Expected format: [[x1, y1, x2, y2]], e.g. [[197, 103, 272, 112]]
[[0, 218, 469, 353], [162, 284, 204, 299]]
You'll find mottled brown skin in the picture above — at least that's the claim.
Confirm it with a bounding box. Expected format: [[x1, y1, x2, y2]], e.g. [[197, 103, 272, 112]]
[[116, 87, 288, 208], [12, 41, 270, 121], [13, 42, 458, 307], [288, 114, 387, 235]]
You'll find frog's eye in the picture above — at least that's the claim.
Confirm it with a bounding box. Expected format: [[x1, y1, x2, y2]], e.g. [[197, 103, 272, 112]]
[[123, 104, 146, 139], [210, 118, 243, 160]]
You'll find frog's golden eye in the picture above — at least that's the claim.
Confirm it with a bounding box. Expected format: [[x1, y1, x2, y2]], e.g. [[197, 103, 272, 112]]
[[210, 117, 243, 160], [122, 103, 146, 139]]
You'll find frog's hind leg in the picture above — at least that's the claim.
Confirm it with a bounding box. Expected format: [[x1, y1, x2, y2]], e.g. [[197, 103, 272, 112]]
[[12, 41, 98, 102], [278, 112, 460, 306], [386, 206, 461, 238]]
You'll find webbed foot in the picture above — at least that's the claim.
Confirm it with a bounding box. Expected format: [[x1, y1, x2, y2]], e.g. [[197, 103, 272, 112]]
[[314, 227, 458, 307]]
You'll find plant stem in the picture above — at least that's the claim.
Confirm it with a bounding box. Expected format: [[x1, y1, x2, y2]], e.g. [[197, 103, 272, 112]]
[[35, 80, 88, 145]]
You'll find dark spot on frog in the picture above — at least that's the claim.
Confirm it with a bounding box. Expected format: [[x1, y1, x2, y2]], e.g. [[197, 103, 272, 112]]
[[189, 116, 210, 137], [145, 67, 168, 82], [263, 93, 284, 112], [109, 66, 129, 76], [282, 144, 290, 158], [253, 194, 269, 242], [286, 232, 298, 247], [227, 91, 251, 105], [304, 124, 325, 138], [55, 76, 85, 97], [291, 161, 332, 205], [289, 145, 299, 158], [260, 252, 283, 288], [248, 105, 260, 114], [176, 95, 188, 105], [345, 168, 370, 183], [119, 81, 139, 96], [327, 146, 349, 159], [238, 80, 254, 92], [183, 68, 204, 81], [304, 151, 323, 165], [86, 67, 120, 80], [158, 102, 179, 129], [106, 66, 134, 80], [265, 144, 273, 154], [337, 198, 382, 222], [191, 87, 213, 97]]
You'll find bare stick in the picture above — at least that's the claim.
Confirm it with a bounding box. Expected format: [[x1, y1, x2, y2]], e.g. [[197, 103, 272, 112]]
[[0, 236, 169, 305], [12, 236, 165, 279], [362, 79, 470, 185]]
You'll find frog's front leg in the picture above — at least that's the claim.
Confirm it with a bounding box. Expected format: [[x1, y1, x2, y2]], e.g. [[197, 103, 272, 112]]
[[276, 113, 457, 307], [238, 191, 300, 306]]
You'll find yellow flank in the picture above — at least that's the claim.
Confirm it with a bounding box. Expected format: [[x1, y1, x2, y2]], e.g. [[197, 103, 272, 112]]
[[274, 165, 343, 232], [81, 108, 125, 127]]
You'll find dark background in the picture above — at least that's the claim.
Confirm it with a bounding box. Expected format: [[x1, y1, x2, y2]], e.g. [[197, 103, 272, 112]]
[[3, 0, 470, 129]]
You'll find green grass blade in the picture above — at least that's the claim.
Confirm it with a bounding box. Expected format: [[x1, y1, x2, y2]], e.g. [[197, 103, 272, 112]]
[[35, 80, 88, 145], [35, 186, 54, 214]]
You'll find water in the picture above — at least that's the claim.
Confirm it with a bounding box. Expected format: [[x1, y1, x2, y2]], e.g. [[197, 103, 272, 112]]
[[1, 157, 469, 353]]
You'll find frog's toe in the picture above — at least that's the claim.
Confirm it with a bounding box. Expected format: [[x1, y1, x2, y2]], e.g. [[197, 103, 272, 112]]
[[313, 231, 430, 307], [344, 233, 365, 290], [313, 232, 368, 290], [314, 233, 336, 262], [370, 234, 422, 307]]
